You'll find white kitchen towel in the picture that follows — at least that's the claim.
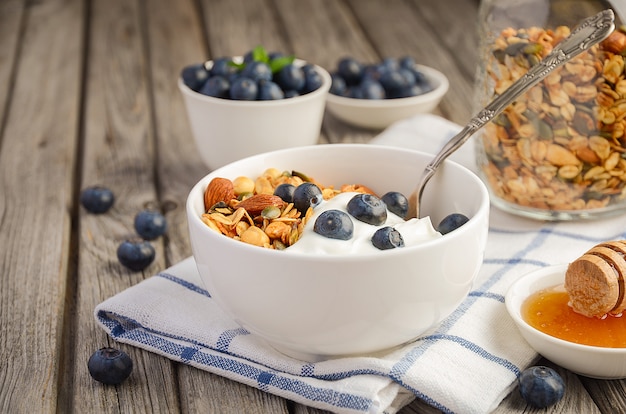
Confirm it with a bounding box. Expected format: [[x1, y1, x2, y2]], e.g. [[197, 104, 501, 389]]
[[96, 113, 626, 414]]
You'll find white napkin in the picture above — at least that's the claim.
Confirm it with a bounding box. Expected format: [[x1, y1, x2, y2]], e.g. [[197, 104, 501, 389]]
[[96, 114, 626, 414]]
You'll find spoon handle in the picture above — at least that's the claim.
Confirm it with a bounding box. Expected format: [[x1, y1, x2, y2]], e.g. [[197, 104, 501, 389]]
[[424, 9, 615, 175]]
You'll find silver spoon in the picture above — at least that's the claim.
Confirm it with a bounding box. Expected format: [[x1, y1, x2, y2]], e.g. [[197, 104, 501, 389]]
[[407, 9, 615, 219]]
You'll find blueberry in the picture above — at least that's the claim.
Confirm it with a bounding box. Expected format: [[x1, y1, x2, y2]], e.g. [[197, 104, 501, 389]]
[[275, 63, 305, 91], [437, 213, 469, 235], [273, 183, 296, 203], [362, 64, 388, 82], [181, 63, 210, 91], [380, 57, 399, 71], [134, 210, 167, 240], [302, 69, 323, 94], [117, 239, 155, 271], [381, 191, 409, 219], [330, 73, 347, 96], [258, 80, 285, 100], [293, 183, 323, 213], [399, 55, 417, 70], [199, 76, 230, 98], [241, 61, 272, 82], [210, 57, 236, 78], [357, 79, 385, 99], [518, 365, 565, 408], [80, 186, 115, 214], [268, 51, 285, 60], [379, 70, 408, 94], [371, 226, 404, 250], [283, 90, 300, 99], [313, 210, 354, 240], [88, 347, 133, 385], [337, 57, 363, 86], [230, 77, 258, 100], [347, 193, 387, 225]]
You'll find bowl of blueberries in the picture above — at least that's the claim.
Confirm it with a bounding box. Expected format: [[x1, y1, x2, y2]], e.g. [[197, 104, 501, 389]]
[[179, 46, 331, 170], [325, 56, 449, 129]]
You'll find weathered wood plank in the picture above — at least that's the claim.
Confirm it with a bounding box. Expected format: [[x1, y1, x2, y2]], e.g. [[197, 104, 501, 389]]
[[145, 0, 290, 411], [200, 0, 288, 58], [64, 0, 179, 412], [0, 0, 83, 412], [0, 0, 24, 127]]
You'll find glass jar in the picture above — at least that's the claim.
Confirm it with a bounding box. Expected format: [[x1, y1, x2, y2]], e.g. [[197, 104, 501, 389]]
[[474, 0, 626, 220]]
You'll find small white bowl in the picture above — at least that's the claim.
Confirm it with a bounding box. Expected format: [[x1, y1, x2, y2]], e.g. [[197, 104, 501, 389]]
[[187, 144, 489, 361], [178, 59, 331, 170], [506, 264, 626, 379], [325, 64, 449, 130]]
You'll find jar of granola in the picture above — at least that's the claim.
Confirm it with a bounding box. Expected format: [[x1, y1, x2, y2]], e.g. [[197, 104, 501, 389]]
[[474, 0, 626, 220]]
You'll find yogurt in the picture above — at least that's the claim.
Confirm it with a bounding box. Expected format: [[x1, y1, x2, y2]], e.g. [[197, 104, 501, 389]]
[[286, 192, 441, 254]]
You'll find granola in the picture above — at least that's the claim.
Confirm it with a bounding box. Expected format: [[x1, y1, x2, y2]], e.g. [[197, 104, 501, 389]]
[[477, 26, 626, 211]]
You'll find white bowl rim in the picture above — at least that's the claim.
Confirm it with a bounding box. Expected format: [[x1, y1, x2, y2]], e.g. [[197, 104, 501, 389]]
[[178, 58, 332, 107], [186, 143, 490, 260], [325, 64, 449, 108], [505, 263, 626, 354]]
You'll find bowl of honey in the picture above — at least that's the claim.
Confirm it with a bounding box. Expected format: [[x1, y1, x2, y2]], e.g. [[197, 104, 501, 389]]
[[505, 264, 626, 380]]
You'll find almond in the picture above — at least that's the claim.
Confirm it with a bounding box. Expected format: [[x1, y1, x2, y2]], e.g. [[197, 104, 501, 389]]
[[236, 194, 285, 216], [204, 177, 235, 211]]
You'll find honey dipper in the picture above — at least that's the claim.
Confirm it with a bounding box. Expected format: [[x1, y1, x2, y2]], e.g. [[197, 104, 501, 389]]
[[565, 240, 626, 318]]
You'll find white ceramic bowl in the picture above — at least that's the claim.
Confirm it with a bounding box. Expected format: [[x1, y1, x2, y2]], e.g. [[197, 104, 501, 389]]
[[178, 59, 331, 170], [506, 265, 626, 379], [325, 65, 449, 130], [186, 144, 489, 361]]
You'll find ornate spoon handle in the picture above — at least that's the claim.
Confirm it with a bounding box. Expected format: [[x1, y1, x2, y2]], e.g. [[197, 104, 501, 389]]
[[409, 9, 615, 218]]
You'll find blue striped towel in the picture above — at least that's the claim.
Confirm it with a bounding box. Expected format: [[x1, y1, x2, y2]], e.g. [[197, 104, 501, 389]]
[[95, 114, 626, 414]]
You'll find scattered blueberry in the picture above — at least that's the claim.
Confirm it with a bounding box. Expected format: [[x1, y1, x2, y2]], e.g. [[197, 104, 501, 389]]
[[274, 183, 296, 203], [180, 63, 210, 91], [230, 77, 258, 100], [437, 213, 469, 235], [293, 183, 323, 214], [117, 239, 155, 271], [346, 193, 387, 225], [88, 347, 133, 385], [314, 210, 354, 240], [371, 226, 404, 250], [381, 191, 409, 219], [134, 210, 167, 240], [80, 186, 115, 214], [330, 56, 433, 100], [518, 365, 565, 408]]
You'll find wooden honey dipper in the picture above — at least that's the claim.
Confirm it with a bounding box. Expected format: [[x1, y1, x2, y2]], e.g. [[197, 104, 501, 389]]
[[565, 240, 626, 318]]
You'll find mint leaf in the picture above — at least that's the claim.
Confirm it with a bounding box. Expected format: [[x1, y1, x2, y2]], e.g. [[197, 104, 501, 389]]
[[269, 55, 296, 73], [252, 45, 269, 63]]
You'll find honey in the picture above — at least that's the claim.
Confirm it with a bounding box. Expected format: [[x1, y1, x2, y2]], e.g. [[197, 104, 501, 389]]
[[522, 285, 626, 348]]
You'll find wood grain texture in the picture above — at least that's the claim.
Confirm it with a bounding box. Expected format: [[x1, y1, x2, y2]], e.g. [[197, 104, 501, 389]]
[[0, 0, 82, 412], [64, 0, 177, 412]]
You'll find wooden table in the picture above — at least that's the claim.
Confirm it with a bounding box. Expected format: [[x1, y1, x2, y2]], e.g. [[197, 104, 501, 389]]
[[1, 0, 624, 412]]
